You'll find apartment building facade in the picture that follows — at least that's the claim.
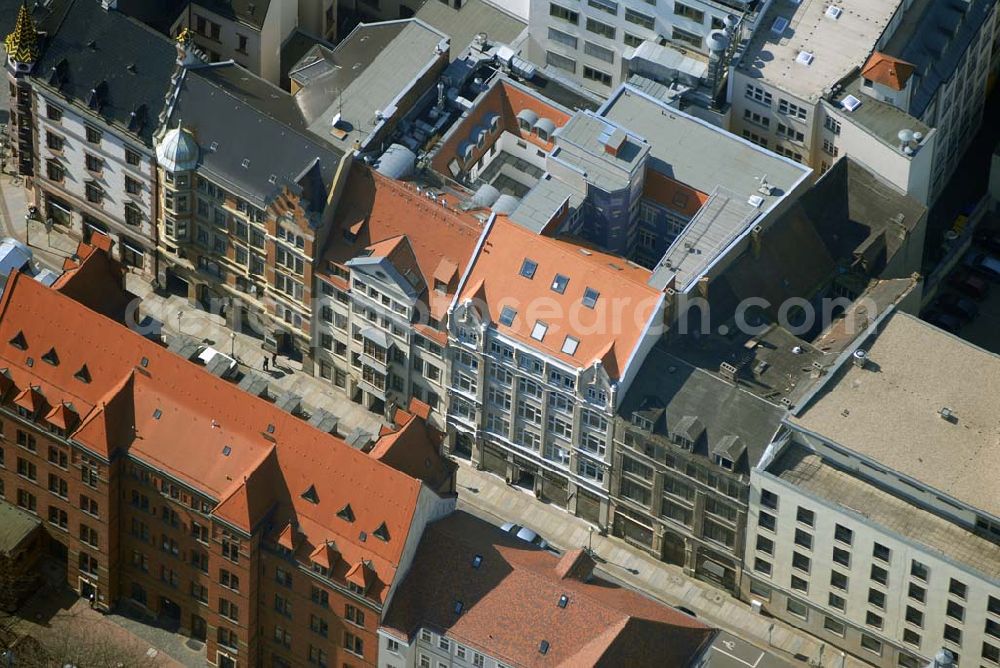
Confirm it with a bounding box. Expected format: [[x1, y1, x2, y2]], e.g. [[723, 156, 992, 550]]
[[312, 165, 481, 428], [0, 245, 457, 668], [743, 313, 1000, 668], [6, 0, 177, 282], [729, 0, 999, 205], [446, 216, 664, 528], [154, 52, 346, 363], [170, 0, 336, 83], [526, 0, 761, 95]]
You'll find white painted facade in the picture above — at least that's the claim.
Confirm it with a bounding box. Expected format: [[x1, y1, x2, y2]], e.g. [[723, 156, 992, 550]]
[[743, 433, 1000, 668], [527, 0, 760, 95], [32, 88, 158, 277], [377, 626, 513, 668]]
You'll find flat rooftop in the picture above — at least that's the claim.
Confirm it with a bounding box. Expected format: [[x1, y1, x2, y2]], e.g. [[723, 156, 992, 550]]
[[792, 311, 1000, 518], [553, 111, 650, 192], [601, 86, 807, 208], [292, 19, 449, 150], [737, 0, 903, 102], [769, 444, 1000, 581], [828, 75, 931, 153], [414, 0, 525, 59]]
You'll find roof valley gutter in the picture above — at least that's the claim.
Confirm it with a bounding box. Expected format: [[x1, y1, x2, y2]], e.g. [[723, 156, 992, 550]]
[[449, 212, 496, 314]]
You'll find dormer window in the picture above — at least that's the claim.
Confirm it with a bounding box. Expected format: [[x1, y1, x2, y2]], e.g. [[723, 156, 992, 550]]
[[337, 504, 355, 522], [715, 455, 734, 471], [348, 581, 365, 595], [586, 387, 607, 405], [9, 331, 27, 350], [41, 348, 59, 366], [631, 413, 653, 431]]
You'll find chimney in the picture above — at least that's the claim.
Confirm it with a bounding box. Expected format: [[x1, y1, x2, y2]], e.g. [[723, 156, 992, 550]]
[[852, 349, 868, 369], [603, 128, 627, 158], [555, 549, 596, 582]]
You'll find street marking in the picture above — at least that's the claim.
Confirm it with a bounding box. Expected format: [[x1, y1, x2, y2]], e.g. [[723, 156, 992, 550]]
[[713, 644, 765, 668]]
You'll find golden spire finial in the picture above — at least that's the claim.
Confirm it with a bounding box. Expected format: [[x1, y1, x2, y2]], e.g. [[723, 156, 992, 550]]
[[4, 1, 40, 66], [176, 27, 193, 45]]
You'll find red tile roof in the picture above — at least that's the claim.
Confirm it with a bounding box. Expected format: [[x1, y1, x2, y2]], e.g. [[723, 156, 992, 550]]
[[52, 240, 134, 323], [319, 164, 482, 320], [642, 171, 709, 218], [0, 265, 452, 603], [458, 217, 662, 378], [431, 79, 570, 179], [382, 512, 715, 667], [861, 52, 915, 92]]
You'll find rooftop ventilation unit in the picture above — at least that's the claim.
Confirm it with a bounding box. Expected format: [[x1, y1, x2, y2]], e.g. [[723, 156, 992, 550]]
[[852, 348, 868, 368], [840, 95, 862, 112], [770, 16, 789, 35], [748, 194, 765, 208], [796, 51, 814, 66], [825, 5, 842, 19]]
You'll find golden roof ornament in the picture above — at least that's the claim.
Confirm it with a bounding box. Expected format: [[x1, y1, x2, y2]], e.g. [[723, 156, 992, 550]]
[[4, 1, 40, 65]]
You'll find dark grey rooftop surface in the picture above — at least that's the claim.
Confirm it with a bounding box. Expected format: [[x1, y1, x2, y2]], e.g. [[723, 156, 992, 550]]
[[31, 0, 178, 145], [707, 157, 925, 323], [0, 500, 41, 554], [116, 0, 187, 34], [619, 345, 785, 469], [166, 62, 343, 209], [769, 443, 1000, 582], [414, 0, 525, 58], [829, 75, 931, 151], [882, 0, 994, 118]]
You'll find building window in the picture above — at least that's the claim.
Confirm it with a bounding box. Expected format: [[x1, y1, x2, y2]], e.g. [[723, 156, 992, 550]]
[[583, 66, 612, 86], [755, 534, 774, 555], [824, 116, 841, 134], [85, 126, 102, 144], [794, 528, 813, 550], [905, 605, 923, 627], [671, 27, 702, 48], [791, 575, 809, 592], [860, 634, 882, 655], [624, 32, 643, 48], [872, 542, 890, 563], [309, 614, 328, 637], [85, 153, 103, 173], [828, 592, 845, 611], [786, 598, 808, 620], [758, 511, 776, 531], [585, 17, 615, 39], [85, 182, 103, 204], [745, 84, 773, 107], [760, 489, 778, 510], [832, 546, 850, 568], [624, 8, 654, 30], [870, 564, 888, 586], [830, 570, 848, 591], [822, 138, 839, 157], [824, 617, 846, 637], [776, 123, 805, 142], [343, 632, 364, 657], [948, 578, 967, 599], [743, 109, 770, 128], [125, 175, 142, 195], [866, 611, 883, 629], [584, 41, 615, 63], [910, 560, 928, 581], [903, 629, 921, 647], [778, 98, 808, 120], [237, 33, 248, 53], [546, 50, 576, 73], [908, 582, 925, 603], [946, 600, 964, 622], [47, 103, 63, 121], [792, 552, 811, 574], [673, 2, 704, 22], [753, 558, 771, 576], [549, 3, 579, 24], [46, 159, 65, 182]]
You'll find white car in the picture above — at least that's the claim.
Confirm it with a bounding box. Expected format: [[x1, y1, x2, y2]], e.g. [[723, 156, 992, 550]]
[[196, 346, 239, 379], [500, 522, 549, 549]]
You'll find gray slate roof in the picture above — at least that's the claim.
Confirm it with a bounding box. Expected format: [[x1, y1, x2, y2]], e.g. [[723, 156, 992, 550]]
[[619, 346, 784, 470], [192, 0, 272, 30], [31, 0, 178, 145], [165, 62, 343, 209]]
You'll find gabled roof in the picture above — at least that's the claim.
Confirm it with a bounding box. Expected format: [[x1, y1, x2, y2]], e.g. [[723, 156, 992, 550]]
[[320, 164, 482, 319], [861, 52, 915, 91], [382, 512, 715, 666], [458, 217, 661, 378], [32, 0, 177, 144], [0, 262, 451, 603], [52, 239, 133, 323]]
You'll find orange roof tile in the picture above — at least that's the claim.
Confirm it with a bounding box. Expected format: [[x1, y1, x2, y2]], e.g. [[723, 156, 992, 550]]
[[44, 402, 78, 431], [13, 386, 46, 414], [382, 513, 715, 667], [310, 540, 340, 570], [369, 413, 454, 493], [0, 265, 452, 603], [861, 52, 915, 92], [431, 79, 571, 178], [320, 164, 482, 320], [642, 171, 709, 218], [53, 240, 133, 323], [458, 217, 662, 378]]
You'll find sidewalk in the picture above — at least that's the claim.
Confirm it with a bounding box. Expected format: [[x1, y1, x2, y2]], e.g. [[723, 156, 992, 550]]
[[456, 462, 866, 668]]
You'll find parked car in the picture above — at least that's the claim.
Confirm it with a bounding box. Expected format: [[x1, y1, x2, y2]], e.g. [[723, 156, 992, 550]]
[[935, 293, 979, 321], [964, 251, 1000, 281], [948, 271, 990, 300], [923, 310, 963, 334], [500, 522, 549, 549], [196, 346, 239, 379]]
